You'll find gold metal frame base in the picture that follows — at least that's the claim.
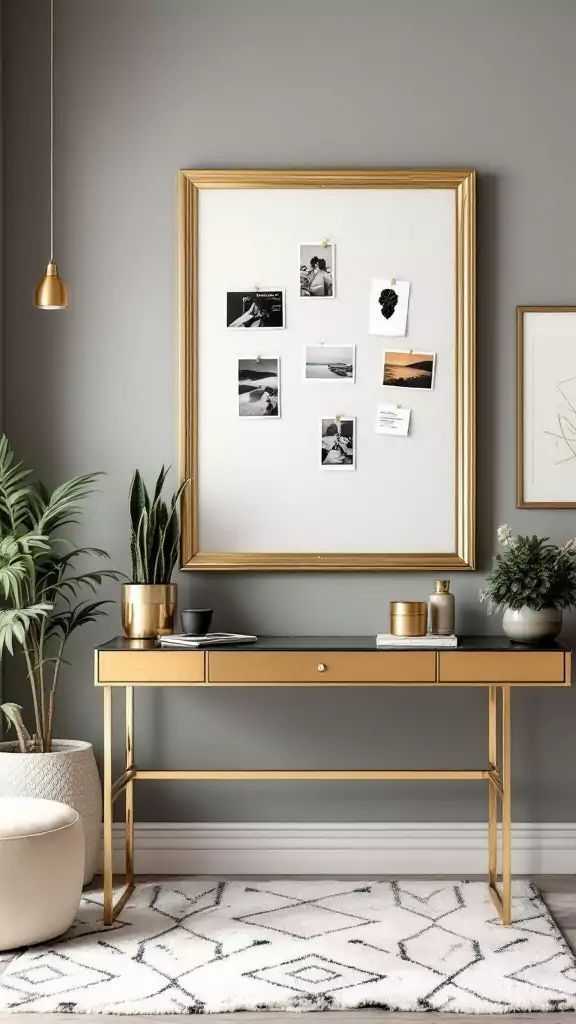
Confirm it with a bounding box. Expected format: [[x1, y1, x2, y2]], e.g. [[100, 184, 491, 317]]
[[102, 684, 512, 925]]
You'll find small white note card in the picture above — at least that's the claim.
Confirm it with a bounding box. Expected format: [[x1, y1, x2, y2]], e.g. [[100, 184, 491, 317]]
[[376, 404, 411, 436]]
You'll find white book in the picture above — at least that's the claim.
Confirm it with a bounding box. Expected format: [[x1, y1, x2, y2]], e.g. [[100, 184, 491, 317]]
[[376, 633, 458, 648], [159, 632, 257, 648]]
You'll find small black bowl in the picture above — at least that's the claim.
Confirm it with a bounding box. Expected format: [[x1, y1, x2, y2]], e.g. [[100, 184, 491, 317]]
[[181, 608, 213, 635]]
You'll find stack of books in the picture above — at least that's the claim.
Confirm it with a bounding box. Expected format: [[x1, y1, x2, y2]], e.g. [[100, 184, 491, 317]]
[[159, 632, 257, 648], [376, 633, 458, 648]]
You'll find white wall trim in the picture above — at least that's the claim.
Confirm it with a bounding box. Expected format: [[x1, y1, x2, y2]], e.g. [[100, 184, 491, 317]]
[[102, 821, 576, 875]]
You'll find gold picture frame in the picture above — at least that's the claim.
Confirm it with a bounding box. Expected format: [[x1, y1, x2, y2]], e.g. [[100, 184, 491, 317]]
[[178, 168, 476, 571], [517, 305, 576, 509]]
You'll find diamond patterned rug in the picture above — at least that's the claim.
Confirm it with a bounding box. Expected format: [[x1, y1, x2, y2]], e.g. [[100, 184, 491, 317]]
[[1, 879, 575, 1013]]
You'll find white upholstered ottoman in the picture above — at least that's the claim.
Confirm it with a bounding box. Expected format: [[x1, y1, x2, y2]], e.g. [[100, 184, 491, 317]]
[[0, 797, 84, 951]]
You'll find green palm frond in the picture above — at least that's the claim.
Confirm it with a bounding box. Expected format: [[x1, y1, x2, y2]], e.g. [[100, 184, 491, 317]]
[[0, 604, 52, 655], [34, 473, 102, 535]]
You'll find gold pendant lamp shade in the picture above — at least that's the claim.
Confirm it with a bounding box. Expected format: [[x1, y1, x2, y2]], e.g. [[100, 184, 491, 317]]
[[35, 0, 69, 310]]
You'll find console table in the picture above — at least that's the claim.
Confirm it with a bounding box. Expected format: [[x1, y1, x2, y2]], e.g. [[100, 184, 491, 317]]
[[95, 635, 571, 926]]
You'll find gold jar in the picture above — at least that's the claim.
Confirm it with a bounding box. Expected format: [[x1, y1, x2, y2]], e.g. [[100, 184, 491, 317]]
[[121, 584, 177, 639], [390, 601, 428, 637]]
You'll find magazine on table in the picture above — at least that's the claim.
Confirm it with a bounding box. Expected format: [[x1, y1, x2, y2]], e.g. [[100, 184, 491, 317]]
[[376, 633, 458, 648], [158, 632, 258, 648]]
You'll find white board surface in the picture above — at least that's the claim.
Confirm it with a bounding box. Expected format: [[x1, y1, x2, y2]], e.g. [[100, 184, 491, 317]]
[[197, 188, 455, 553]]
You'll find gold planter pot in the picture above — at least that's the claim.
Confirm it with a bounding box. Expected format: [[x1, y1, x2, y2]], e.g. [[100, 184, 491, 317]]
[[121, 584, 177, 639]]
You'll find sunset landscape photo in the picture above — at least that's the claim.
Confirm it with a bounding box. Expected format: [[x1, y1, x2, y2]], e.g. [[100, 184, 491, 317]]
[[382, 350, 435, 390]]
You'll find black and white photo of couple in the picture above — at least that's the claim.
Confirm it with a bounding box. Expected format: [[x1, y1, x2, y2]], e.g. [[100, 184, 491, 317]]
[[321, 417, 355, 469], [300, 243, 335, 297]]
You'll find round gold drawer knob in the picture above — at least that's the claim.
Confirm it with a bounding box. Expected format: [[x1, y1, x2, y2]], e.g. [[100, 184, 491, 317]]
[[317, 663, 327, 672]]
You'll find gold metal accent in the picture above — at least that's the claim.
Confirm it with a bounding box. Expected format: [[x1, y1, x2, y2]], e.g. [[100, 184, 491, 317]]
[[35, 260, 69, 309], [103, 686, 113, 925], [390, 601, 428, 637], [517, 306, 576, 508], [121, 583, 177, 639], [435, 580, 451, 594], [134, 769, 490, 782], [501, 686, 512, 924], [488, 686, 497, 889], [178, 168, 476, 571], [125, 686, 134, 887], [317, 663, 326, 672], [35, 0, 69, 310]]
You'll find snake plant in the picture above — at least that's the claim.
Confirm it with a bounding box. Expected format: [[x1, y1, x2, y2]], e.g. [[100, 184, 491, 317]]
[[129, 468, 187, 584]]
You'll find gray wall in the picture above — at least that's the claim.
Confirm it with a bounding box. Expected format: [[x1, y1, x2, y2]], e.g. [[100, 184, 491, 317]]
[[3, 0, 576, 823]]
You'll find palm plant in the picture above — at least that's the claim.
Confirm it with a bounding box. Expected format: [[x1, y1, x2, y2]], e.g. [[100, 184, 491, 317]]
[[0, 436, 123, 753], [129, 468, 187, 583]]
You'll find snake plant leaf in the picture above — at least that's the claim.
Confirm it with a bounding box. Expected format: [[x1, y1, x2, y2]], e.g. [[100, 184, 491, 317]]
[[135, 507, 149, 583], [152, 466, 169, 507], [129, 470, 150, 535]]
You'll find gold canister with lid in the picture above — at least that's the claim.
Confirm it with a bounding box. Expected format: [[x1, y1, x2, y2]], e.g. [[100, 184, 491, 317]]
[[390, 601, 428, 637]]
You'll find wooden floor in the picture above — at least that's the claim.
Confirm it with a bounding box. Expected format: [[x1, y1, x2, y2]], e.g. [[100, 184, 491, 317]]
[[1, 875, 575, 1024]]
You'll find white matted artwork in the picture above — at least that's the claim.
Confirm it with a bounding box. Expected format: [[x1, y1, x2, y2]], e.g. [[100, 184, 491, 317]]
[[518, 307, 576, 507], [305, 344, 355, 382], [179, 169, 476, 570], [369, 278, 410, 336], [300, 243, 335, 297], [321, 417, 355, 470], [382, 349, 436, 391], [238, 358, 280, 417]]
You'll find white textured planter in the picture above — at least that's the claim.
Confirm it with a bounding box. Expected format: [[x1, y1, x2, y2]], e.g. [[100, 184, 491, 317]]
[[0, 739, 101, 885], [502, 606, 562, 643]]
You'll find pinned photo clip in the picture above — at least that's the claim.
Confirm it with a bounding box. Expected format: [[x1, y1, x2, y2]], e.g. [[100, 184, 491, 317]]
[[321, 238, 329, 248], [390, 277, 397, 287], [256, 354, 261, 363], [335, 412, 343, 425]]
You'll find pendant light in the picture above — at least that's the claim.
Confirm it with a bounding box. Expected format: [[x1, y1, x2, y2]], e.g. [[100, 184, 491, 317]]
[[35, 0, 69, 309]]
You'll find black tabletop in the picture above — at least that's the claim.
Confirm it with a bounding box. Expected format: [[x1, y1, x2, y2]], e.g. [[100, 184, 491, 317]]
[[97, 635, 570, 653]]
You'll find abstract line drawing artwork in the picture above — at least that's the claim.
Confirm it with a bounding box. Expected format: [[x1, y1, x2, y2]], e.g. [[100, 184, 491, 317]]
[[544, 376, 576, 465]]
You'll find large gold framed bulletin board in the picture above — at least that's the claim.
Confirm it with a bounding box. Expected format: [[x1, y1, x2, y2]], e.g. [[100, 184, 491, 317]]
[[178, 169, 476, 571]]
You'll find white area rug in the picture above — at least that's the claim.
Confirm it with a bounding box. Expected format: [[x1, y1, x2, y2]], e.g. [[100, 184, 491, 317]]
[[0, 879, 575, 1014]]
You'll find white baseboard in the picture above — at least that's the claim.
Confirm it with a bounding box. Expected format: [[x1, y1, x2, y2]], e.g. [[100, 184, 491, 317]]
[[102, 821, 576, 875]]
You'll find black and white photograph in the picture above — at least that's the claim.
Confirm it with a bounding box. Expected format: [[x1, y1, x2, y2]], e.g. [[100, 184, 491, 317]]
[[238, 358, 280, 417], [321, 417, 355, 469], [382, 349, 436, 390], [368, 278, 410, 336], [227, 291, 285, 329], [305, 344, 355, 381], [300, 243, 335, 297]]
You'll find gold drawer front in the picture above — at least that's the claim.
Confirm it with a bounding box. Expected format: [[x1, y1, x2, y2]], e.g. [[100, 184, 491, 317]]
[[438, 651, 567, 684], [207, 651, 436, 684], [98, 651, 205, 684]]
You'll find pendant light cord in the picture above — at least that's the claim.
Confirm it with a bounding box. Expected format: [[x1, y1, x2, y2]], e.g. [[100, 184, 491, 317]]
[[50, 0, 54, 262]]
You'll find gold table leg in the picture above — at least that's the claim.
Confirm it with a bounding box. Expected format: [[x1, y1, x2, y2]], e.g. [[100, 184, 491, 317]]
[[103, 686, 113, 925], [501, 685, 512, 924], [125, 686, 135, 888], [488, 685, 497, 889]]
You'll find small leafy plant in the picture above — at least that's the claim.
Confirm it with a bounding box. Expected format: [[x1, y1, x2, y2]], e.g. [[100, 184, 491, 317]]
[[481, 525, 576, 612], [129, 468, 187, 584], [0, 436, 123, 752]]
